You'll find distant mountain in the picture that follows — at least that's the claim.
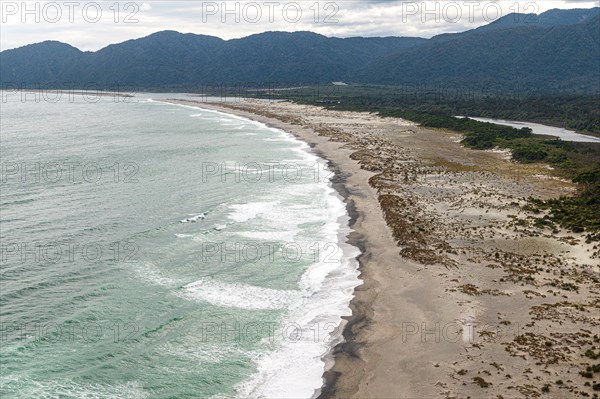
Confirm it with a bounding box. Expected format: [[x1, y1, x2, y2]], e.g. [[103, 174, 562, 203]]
[[0, 41, 84, 84], [1, 8, 598, 94], [0, 31, 425, 87], [357, 12, 600, 94], [477, 7, 600, 31]]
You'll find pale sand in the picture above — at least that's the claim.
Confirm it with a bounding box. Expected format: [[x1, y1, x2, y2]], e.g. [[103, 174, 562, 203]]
[[166, 99, 600, 399]]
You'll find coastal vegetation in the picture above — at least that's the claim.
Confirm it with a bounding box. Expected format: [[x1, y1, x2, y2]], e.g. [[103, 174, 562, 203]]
[[392, 112, 600, 240], [282, 88, 600, 240], [279, 84, 600, 135], [530, 169, 600, 242]]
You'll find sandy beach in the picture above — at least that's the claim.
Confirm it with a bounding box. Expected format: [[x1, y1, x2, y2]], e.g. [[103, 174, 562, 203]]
[[166, 99, 600, 399]]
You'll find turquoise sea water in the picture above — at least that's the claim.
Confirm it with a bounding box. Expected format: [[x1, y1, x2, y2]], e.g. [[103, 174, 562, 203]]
[[0, 93, 360, 398]]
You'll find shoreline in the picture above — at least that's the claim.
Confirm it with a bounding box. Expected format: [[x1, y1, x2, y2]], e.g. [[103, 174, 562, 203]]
[[163, 98, 387, 397], [163, 98, 600, 398]]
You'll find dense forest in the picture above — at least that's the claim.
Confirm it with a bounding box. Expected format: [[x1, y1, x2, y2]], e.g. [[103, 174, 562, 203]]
[[355, 11, 600, 94], [263, 84, 600, 134], [2, 8, 599, 94]]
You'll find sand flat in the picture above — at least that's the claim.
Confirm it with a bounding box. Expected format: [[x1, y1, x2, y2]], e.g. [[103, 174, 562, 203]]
[[165, 99, 600, 399]]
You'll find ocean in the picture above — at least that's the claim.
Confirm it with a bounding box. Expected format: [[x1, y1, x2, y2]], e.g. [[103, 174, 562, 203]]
[[0, 92, 360, 398]]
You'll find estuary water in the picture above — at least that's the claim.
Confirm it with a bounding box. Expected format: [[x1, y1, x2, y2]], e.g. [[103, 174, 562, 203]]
[[460, 116, 600, 143]]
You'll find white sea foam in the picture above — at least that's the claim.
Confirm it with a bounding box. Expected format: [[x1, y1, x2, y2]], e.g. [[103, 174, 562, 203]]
[[228, 201, 279, 223], [236, 233, 361, 399], [233, 138, 361, 398], [213, 224, 227, 231], [157, 99, 363, 398], [181, 279, 299, 310], [131, 262, 183, 288], [180, 212, 208, 223]]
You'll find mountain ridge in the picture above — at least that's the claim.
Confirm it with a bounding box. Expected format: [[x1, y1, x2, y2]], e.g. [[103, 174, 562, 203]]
[[356, 12, 600, 93], [1, 7, 598, 94]]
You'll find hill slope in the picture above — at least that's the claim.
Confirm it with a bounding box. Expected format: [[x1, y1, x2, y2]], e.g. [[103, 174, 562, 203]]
[[357, 13, 600, 94], [1, 8, 598, 93], [0, 31, 425, 87]]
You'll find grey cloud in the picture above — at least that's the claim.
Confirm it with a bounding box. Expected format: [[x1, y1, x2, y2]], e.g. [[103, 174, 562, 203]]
[[1, 1, 598, 51]]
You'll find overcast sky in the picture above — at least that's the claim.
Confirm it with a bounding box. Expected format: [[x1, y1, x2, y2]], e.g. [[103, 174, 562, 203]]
[[1, 1, 598, 51]]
